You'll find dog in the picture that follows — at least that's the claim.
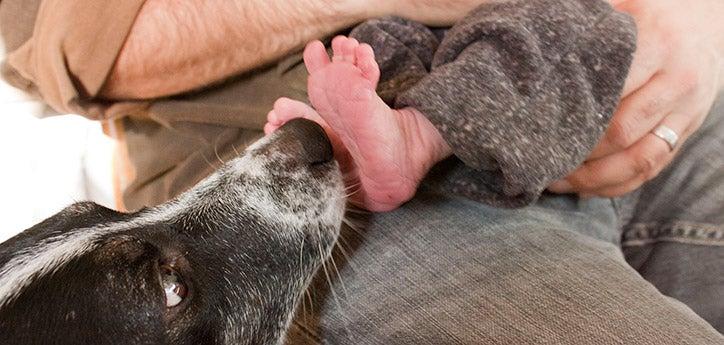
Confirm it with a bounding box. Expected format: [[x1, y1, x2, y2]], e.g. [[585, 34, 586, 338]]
[[0, 119, 346, 345]]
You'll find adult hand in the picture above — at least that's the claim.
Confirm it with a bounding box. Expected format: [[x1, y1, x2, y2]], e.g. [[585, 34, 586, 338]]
[[549, 0, 724, 197]]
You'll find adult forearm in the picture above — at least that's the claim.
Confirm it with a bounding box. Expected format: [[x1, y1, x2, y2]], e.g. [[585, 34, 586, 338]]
[[391, 0, 492, 26], [101, 0, 374, 100]]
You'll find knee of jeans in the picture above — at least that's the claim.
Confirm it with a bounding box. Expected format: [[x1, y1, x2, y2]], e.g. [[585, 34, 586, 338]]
[[287, 226, 666, 345], [488, 226, 628, 272]]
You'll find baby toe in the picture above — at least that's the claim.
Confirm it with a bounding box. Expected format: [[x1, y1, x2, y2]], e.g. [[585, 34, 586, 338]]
[[267, 109, 281, 125], [274, 98, 311, 119], [341, 38, 359, 63], [264, 122, 278, 135], [355, 44, 380, 84], [303, 41, 331, 74], [331, 36, 348, 62]]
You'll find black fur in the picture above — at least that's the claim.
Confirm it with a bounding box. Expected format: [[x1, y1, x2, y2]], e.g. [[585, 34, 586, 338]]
[[0, 119, 344, 345]]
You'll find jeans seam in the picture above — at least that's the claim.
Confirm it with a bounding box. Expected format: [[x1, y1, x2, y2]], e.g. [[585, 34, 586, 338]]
[[622, 221, 724, 247]]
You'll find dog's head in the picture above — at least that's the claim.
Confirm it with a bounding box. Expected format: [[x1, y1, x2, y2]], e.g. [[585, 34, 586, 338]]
[[0, 119, 345, 345]]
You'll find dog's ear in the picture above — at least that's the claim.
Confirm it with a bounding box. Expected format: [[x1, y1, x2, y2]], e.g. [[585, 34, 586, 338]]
[[0, 208, 171, 345], [0, 202, 126, 268]]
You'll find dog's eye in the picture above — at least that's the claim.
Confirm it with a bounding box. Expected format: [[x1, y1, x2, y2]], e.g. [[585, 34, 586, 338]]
[[160, 266, 187, 308]]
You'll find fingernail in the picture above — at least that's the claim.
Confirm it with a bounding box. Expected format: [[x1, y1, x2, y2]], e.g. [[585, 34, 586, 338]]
[[548, 180, 573, 193]]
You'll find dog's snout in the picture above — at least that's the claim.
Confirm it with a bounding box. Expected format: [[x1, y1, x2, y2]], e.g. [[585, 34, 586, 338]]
[[277, 119, 333, 165]]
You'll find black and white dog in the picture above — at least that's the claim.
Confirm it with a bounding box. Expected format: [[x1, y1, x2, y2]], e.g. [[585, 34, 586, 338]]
[[0, 119, 346, 345]]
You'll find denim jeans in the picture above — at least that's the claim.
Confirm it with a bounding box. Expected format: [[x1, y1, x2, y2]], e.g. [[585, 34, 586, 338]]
[[283, 95, 724, 344], [620, 92, 724, 330]]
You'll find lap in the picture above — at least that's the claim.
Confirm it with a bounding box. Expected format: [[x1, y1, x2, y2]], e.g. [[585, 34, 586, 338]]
[[621, 92, 724, 332], [286, 191, 723, 344]]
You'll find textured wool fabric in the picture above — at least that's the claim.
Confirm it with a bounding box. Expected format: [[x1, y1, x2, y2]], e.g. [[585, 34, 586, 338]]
[[351, 0, 636, 208]]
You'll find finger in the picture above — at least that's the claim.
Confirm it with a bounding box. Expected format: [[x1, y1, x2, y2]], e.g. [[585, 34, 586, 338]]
[[669, 58, 720, 137], [593, 83, 713, 197], [548, 139, 660, 194], [615, 11, 665, 97], [551, 110, 690, 194], [549, 153, 641, 193], [303, 41, 330, 74], [590, 173, 649, 198], [589, 73, 686, 159]]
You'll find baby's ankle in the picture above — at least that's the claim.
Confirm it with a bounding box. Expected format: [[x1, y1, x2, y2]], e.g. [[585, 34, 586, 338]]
[[397, 107, 452, 177]]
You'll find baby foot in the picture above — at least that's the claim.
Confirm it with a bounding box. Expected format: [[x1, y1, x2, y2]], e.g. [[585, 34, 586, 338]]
[[267, 37, 450, 211]]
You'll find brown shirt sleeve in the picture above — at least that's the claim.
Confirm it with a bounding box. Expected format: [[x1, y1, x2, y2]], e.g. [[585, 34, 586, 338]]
[[1, 0, 147, 119]]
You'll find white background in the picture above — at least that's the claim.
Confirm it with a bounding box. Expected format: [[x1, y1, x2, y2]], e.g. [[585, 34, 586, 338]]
[[0, 43, 115, 242]]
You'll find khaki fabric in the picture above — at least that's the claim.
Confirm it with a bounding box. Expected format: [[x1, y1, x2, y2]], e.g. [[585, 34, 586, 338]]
[[0, 0, 310, 210], [119, 56, 309, 210], [1, 0, 147, 119]]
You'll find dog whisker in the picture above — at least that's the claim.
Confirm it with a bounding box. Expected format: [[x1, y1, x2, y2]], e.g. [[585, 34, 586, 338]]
[[298, 235, 306, 299], [333, 237, 356, 272], [327, 254, 349, 299], [300, 291, 309, 324], [306, 289, 315, 317], [344, 206, 370, 215], [344, 181, 362, 191], [317, 241, 346, 316], [318, 240, 354, 338], [342, 218, 366, 239], [213, 142, 227, 166], [344, 188, 362, 199], [231, 143, 241, 157], [200, 152, 220, 171]]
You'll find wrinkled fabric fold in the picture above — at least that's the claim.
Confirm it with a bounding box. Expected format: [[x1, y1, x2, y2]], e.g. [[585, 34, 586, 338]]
[[353, 0, 636, 207], [3, 0, 147, 119]]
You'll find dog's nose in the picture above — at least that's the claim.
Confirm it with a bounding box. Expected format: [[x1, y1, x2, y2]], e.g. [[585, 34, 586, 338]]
[[277, 118, 334, 164]]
